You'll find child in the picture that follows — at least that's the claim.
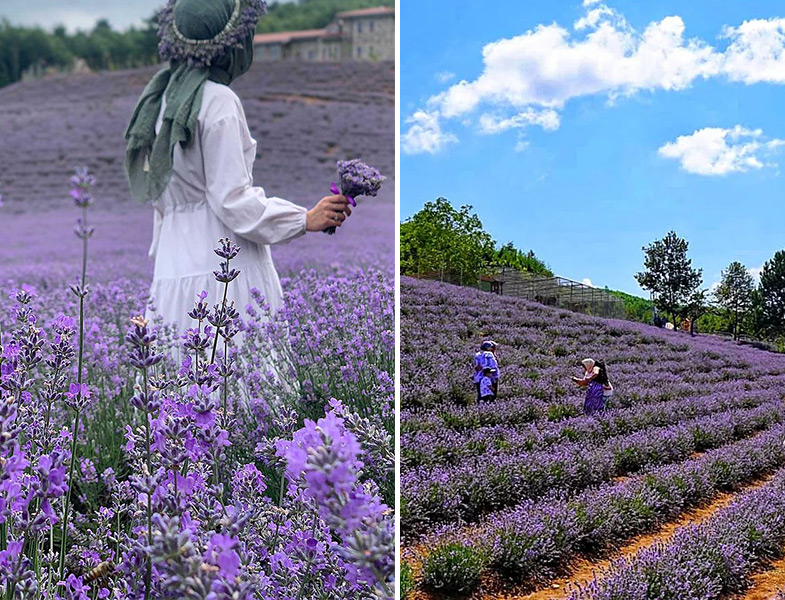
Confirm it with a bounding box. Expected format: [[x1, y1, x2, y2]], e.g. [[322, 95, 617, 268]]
[[473, 340, 499, 401], [479, 367, 496, 402]]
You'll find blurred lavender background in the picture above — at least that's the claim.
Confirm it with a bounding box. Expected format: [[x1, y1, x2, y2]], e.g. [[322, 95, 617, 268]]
[[0, 60, 394, 282]]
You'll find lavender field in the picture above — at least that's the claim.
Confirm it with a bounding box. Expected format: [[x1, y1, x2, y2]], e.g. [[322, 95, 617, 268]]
[[401, 277, 785, 600], [0, 61, 394, 599]]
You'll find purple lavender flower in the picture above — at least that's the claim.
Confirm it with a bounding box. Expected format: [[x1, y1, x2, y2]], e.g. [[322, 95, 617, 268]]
[[69, 167, 96, 208], [324, 159, 386, 235]]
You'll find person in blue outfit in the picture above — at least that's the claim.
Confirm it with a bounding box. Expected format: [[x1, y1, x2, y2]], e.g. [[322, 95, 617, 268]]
[[479, 367, 497, 402], [473, 340, 499, 402]]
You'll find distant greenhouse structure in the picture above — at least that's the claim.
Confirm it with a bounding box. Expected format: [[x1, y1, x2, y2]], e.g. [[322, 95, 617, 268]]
[[488, 268, 626, 319], [414, 266, 626, 319]]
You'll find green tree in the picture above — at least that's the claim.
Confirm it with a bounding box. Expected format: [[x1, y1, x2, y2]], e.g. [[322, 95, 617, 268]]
[[496, 242, 553, 276], [714, 261, 755, 340], [759, 250, 785, 338], [683, 289, 709, 336], [635, 231, 703, 329], [400, 198, 496, 285]]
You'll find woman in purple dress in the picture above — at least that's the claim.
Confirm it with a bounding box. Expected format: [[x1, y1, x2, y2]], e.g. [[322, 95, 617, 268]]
[[573, 358, 607, 415]]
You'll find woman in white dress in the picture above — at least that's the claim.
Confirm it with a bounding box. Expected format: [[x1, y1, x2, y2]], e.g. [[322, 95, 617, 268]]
[[124, 0, 349, 343]]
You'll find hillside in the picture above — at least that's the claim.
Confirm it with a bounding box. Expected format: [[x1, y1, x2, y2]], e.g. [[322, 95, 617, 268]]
[[401, 276, 785, 600], [0, 60, 393, 210]]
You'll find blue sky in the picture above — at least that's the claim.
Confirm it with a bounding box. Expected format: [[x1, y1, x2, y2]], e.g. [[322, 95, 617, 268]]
[[401, 0, 785, 295]]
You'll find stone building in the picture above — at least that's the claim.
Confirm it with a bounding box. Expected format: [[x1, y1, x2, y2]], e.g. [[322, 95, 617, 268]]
[[335, 7, 395, 61], [253, 5, 394, 62]]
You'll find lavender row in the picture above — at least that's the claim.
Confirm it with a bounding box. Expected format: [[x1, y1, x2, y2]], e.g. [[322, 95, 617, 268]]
[[420, 423, 785, 594], [402, 401, 784, 527], [402, 388, 777, 468], [567, 464, 785, 600], [402, 374, 782, 435]]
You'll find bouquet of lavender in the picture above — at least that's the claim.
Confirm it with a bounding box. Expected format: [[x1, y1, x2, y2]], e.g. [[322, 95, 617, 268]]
[[325, 158, 386, 234]]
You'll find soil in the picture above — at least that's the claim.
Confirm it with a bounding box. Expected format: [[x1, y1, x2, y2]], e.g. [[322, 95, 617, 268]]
[[730, 555, 785, 600]]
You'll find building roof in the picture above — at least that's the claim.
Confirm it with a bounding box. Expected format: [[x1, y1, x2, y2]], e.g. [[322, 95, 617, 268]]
[[253, 29, 328, 45], [335, 6, 394, 19]]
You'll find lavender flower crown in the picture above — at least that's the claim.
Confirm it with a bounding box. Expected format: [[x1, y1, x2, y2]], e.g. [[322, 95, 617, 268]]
[[157, 0, 267, 67]]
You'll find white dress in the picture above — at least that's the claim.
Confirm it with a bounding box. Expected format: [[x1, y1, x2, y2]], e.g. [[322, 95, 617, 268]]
[[147, 81, 308, 338]]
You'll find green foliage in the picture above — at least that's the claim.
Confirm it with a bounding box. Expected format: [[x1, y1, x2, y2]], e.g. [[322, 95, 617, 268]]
[[423, 543, 485, 594], [0, 17, 159, 88], [400, 198, 551, 285], [496, 242, 553, 276], [608, 289, 654, 323], [400, 198, 497, 285], [682, 289, 709, 335], [697, 308, 735, 336], [714, 260, 755, 340], [400, 563, 416, 599], [258, 0, 394, 33], [635, 231, 703, 327], [759, 250, 785, 338]]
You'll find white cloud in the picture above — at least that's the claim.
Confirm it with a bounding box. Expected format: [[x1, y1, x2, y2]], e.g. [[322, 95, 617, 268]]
[[401, 110, 457, 155], [478, 108, 561, 134], [721, 18, 785, 84], [435, 71, 456, 83], [431, 13, 721, 119], [575, 4, 618, 31], [658, 125, 785, 175], [403, 4, 785, 154], [582, 278, 594, 286]]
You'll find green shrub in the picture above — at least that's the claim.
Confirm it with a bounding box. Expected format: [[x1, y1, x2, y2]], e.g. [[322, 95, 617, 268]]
[[423, 543, 485, 594], [547, 403, 579, 422]]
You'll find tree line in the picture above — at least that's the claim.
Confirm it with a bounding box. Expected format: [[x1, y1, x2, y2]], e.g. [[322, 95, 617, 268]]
[[635, 231, 785, 345], [400, 198, 553, 286], [0, 19, 159, 87], [0, 0, 393, 89]]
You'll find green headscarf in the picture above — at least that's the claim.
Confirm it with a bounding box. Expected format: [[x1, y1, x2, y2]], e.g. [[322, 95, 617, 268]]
[[124, 0, 255, 203]]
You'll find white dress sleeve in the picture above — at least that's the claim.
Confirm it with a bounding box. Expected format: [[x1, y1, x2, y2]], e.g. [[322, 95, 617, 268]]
[[201, 110, 307, 247]]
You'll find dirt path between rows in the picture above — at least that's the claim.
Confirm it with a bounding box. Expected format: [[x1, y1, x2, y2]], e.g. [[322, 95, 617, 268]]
[[730, 555, 785, 600], [405, 474, 774, 600]]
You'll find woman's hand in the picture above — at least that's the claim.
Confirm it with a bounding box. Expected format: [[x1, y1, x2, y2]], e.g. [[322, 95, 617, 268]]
[[306, 195, 352, 232]]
